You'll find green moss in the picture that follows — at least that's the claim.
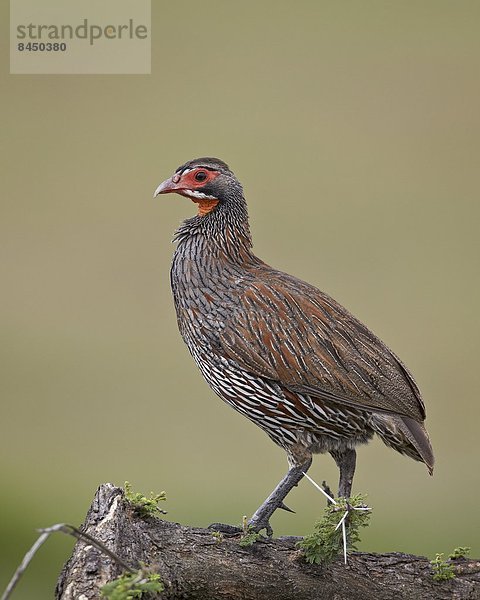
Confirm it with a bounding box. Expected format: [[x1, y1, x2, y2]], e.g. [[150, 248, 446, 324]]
[[298, 494, 371, 564], [448, 546, 470, 560], [123, 482, 167, 519], [100, 571, 163, 599], [211, 530, 224, 543], [431, 553, 456, 582], [430, 546, 470, 582], [239, 528, 263, 547]]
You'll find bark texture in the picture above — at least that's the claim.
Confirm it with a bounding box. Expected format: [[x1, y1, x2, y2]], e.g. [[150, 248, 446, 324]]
[[56, 483, 480, 600]]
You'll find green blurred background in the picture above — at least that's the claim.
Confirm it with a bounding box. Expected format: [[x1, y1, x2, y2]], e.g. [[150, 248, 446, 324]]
[[2, 1, 480, 598]]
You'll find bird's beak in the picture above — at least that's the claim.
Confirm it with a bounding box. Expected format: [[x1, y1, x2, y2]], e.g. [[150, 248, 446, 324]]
[[153, 175, 182, 198]]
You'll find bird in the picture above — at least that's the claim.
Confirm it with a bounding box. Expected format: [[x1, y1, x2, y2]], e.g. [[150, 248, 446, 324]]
[[154, 157, 434, 535]]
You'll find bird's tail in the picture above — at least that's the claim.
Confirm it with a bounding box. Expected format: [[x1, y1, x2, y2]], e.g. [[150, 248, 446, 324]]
[[371, 413, 434, 474]]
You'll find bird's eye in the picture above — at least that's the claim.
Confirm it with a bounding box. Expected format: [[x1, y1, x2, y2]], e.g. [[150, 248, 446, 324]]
[[194, 170, 207, 182]]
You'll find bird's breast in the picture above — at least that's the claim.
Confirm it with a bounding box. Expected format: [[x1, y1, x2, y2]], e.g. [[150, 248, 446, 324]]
[[170, 241, 245, 348]]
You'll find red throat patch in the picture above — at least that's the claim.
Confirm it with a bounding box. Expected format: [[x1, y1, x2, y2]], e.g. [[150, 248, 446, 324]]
[[195, 198, 219, 216]]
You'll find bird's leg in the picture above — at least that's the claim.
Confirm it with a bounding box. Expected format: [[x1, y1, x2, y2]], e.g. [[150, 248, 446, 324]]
[[330, 448, 357, 499], [248, 456, 313, 536]]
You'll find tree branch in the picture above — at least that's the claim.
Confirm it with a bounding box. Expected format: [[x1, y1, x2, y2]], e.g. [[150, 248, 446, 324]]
[[56, 483, 480, 600]]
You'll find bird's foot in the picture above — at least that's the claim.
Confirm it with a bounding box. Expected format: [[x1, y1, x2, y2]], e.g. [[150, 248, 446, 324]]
[[207, 523, 242, 536], [247, 460, 311, 536], [248, 497, 298, 536], [247, 515, 274, 537], [207, 500, 294, 538]]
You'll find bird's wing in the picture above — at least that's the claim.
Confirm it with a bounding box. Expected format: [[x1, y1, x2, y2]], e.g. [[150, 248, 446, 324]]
[[219, 270, 426, 422]]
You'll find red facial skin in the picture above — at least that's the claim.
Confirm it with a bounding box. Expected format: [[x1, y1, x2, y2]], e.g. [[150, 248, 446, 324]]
[[155, 168, 221, 215], [155, 168, 220, 196], [177, 168, 220, 191]]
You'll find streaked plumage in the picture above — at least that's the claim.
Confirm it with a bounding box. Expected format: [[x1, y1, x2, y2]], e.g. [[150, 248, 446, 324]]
[[155, 157, 434, 533]]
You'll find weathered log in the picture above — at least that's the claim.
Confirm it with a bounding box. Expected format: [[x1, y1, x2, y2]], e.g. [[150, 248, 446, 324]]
[[56, 483, 480, 600]]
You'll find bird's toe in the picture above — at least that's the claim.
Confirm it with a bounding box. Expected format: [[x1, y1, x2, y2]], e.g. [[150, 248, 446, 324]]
[[207, 522, 242, 536]]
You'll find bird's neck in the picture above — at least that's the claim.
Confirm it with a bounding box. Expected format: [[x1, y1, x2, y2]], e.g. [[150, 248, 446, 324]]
[[173, 203, 256, 266]]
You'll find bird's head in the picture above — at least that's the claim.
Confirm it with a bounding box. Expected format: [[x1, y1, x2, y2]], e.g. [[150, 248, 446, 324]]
[[154, 157, 243, 217]]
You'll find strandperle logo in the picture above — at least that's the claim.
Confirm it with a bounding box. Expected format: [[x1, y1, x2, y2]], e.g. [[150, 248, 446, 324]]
[[16, 19, 148, 46], [10, 0, 151, 75]]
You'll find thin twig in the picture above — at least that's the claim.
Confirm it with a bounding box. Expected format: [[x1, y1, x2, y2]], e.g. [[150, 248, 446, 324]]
[[42, 524, 135, 573], [342, 519, 347, 564], [335, 509, 349, 532], [1, 523, 135, 600], [1, 529, 52, 600]]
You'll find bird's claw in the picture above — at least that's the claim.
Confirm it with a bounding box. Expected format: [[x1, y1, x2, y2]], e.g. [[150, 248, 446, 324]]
[[278, 501, 295, 514], [208, 519, 275, 537], [247, 517, 274, 537]]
